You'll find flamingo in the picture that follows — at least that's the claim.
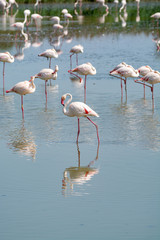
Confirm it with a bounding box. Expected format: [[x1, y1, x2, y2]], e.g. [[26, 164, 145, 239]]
[[151, 12, 160, 27], [61, 93, 100, 144], [31, 13, 43, 31], [6, 76, 36, 119], [11, 9, 31, 40], [69, 44, 84, 69], [134, 71, 160, 101], [110, 65, 139, 99], [137, 65, 153, 98], [34, 65, 59, 102], [5, 0, 18, 13], [0, 51, 14, 95], [119, 0, 127, 13], [109, 62, 128, 74], [38, 48, 58, 68], [68, 62, 96, 102]]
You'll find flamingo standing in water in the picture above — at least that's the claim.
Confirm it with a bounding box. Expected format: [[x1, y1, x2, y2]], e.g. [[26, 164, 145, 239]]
[[61, 93, 100, 144], [6, 76, 36, 119], [137, 65, 153, 98], [38, 48, 58, 68], [34, 65, 58, 102], [134, 70, 160, 102], [68, 62, 96, 102], [11, 9, 31, 40], [69, 44, 83, 69], [110, 65, 139, 99], [0, 51, 14, 95]]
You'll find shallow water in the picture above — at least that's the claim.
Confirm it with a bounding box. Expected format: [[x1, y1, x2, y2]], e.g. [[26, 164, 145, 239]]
[[0, 2, 160, 240]]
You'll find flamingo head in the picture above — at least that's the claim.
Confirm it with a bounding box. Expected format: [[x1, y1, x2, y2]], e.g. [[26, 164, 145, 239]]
[[29, 76, 35, 82], [61, 94, 66, 106]]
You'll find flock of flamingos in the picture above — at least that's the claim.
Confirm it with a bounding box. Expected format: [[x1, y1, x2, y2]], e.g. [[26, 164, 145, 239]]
[[0, 0, 160, 144]]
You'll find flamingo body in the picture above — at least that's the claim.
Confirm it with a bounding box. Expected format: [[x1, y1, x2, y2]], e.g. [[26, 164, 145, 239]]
[[140, 71, 160, 85], [70, 44, 83, 55], [31, 13, 43, 20], [138, 65, 153, 76], [110, 62, 128, 74], [0, 52, 14, 63], [6, 77, 36, 95], [38, 49, 58, 59], [151, 12, 160, 19], [110, 66, 139, 78], [35, 66, 59, 81], [61, 93, 99, 143], [72, 62, 96, 76]]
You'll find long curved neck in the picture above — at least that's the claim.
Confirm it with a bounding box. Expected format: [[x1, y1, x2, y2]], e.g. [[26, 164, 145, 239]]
[[63, 93, 72, 116], [23, 13, 28, 25]]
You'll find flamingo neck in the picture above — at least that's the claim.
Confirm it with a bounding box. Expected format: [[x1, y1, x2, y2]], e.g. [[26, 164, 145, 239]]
[[63, 93, 72, 116]]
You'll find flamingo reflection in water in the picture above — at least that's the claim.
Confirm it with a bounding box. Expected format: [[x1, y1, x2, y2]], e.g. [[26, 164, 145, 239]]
[[62, 143, 99, 196], [8, 123, 37, 160]]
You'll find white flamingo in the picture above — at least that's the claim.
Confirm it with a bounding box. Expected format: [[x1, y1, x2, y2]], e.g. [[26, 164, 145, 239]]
[[69, 44, 84, 69], [68, 62, 96, 102], [38, 48, 58, 68], [61, 93, 100, 144], [34, 65, 59, 102], [6, 76, 36, 119], [11, 9, 30, 40], [96, 0, 109, 12], [134, 71, 160, 100], [0, 51, 14, 94]]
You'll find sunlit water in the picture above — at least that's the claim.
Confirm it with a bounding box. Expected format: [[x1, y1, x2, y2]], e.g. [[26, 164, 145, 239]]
[[0, 2, 160, 240]]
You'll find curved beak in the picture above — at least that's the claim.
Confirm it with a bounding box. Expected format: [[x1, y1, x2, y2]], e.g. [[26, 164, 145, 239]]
[[61, 98, 64, 106]]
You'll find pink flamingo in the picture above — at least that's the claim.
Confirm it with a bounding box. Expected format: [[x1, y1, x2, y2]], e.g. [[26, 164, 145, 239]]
[[110, 65, 139, 99], [137, 65, 153, 98], [6, 76, 36, 119], [134, 70, 160, 101], [69, 44, 83, 69], [61, 93, 100, 144], [68, 62, 96, 102], [0, 51, 14, 95], [34, 65, 58, 102], [38, 48, 58, 68], [11, 9, 30, 40]]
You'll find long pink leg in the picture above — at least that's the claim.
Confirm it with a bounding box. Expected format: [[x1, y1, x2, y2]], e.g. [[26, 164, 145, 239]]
[[121, 78, 123, 99], [144, 84, 145, 99], [68, 70, 82, 82], [3, 62, 5, 95], [76, 118, 80, 143], [87, 117, 100, 144], [70, 54, 74, 70], [84, 75, 87, 103], [21, 95, 24, 119]]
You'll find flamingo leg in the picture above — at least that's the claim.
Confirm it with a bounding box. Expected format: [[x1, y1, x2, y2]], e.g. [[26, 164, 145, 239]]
[[45, 80, 47, 104], [3, 62, 5, 95], [49, 58, 51, 68], [87, 117, 100, 144], [68, 70, 82, 82], [76, 118, 80, 143], [21, 95, 24, 119], [76, 54, 78, 66], [144, 84, 146, 99], [70, 54, 74, 70], [151, 84, 154, 100], [121, 78, 123, 99], [84, 75, 87, 103]]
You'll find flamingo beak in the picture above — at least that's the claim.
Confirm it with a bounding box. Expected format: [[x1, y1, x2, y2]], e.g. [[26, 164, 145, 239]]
[[61, 98, 64, 106]]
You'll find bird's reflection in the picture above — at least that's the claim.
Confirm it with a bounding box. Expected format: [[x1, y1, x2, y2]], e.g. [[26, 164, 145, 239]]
[[14, 40, 31, 61], [135, 0, 140, 22], [62, 143, 99, 196], [7, 123, 37, 160]]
